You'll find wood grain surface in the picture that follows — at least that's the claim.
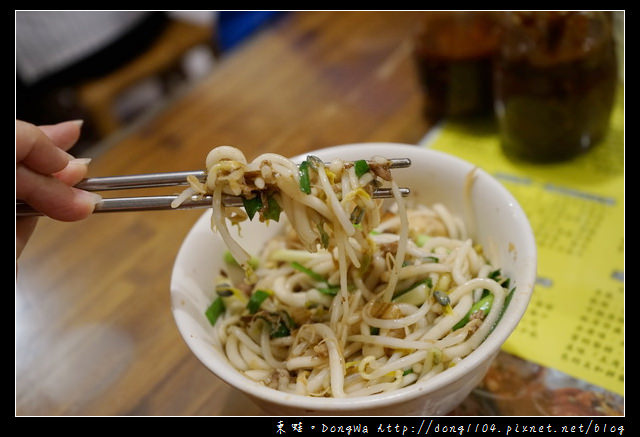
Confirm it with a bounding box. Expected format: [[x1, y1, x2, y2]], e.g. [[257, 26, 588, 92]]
[[16, 11, 435, 416]]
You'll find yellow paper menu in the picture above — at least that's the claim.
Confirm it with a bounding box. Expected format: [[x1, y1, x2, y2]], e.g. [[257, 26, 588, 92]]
[[420, 89, 624, 396]]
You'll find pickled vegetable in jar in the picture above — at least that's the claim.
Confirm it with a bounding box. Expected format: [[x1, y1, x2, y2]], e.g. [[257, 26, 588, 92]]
[[494, 11, 618, 162]]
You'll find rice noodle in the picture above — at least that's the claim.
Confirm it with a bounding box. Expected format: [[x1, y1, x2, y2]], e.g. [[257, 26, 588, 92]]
[[175, 146, 513, 397]]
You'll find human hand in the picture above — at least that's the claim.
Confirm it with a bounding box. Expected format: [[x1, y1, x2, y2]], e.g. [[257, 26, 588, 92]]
[[16, 119, 101, 258]]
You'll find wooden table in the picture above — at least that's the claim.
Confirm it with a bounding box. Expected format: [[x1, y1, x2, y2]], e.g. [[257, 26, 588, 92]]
[[16, 11, 434, 416]]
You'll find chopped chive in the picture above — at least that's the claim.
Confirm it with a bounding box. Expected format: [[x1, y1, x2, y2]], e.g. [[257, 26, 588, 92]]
[[403, 368, 414, 376], [270, 321, 290, 338], [393, 278, 430, 299], [247, 289, 272, 314], [299, 160, 311, 194], [205, 296, 225, 326], [370, 326, 380, 335], [354, 159, 370, 178], [453, 294, 494, 330], [488, 269, 502, 280], [263, 195, 282, 221], [256, 311, 296, 338], [272, 311, 296, 338], [242, 195, 263, 220], [291, 261, 326, 283], [291, 261, 340, 297], [424, 256, 439, 263], [317, 285, 339, 296]]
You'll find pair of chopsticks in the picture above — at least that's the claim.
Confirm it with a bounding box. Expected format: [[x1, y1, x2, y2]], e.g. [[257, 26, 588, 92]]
[[16, 158, 411, 216]]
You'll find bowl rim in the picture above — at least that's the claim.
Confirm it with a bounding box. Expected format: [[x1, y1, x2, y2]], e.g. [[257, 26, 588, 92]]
[[170, 142, 537, 411]]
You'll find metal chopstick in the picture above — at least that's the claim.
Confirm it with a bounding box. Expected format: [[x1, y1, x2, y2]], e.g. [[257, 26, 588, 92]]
[[16, 158, 411, 216], [73, 158, 411, 191], [75, 170, 205, 191], [16, 188, 410, 216]]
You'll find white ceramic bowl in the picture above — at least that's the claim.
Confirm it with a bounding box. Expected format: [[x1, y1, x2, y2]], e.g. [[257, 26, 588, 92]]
[[170, 143, 536, 416]]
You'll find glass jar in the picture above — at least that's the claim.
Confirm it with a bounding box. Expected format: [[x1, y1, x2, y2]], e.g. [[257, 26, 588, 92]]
[[494, 11, 618, 162], [413, 12, 501, 119]]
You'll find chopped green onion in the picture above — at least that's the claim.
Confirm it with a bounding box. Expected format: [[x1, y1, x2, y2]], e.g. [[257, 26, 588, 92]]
[[424, 256, 439, 263], [317, 285, 339, 296], [393, 279, 430, 305], [291, 261, 341, 296], [205, 297, 225, 326], [270, 321, 290, 338], [263, 195, 282, 221], [354, 159, 370, 178], [247, 289, 272, 314], [256, 311, 296, 338], [242, 195, 263, 220], [453, 294, 494, 330], [393, 278, 431, 300], [272, 311, 296, 338], [291, 261, 326, 283], [488, 269, 502, 280], [403, 368, 414, 376], [370, 326, 380, 335], [298, 160, 311, 194]]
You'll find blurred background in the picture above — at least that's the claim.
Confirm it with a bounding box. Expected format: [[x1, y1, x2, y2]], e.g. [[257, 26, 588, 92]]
[[16, 10, 624, 162], [16, 10, 287, 155]]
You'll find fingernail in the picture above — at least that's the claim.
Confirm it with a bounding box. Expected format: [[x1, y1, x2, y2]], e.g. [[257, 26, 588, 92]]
[[69, 157, 92, 166], [70, 119, 84, 128], [89, 192, 103, 205], [75, 189, 103, 206]]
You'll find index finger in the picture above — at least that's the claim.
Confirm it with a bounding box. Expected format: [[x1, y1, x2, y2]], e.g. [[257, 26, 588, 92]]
[[38, 119, 83, 152]]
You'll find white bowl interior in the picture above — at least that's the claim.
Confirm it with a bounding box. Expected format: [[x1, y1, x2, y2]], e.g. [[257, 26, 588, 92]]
[[170, 143, 536, 414]]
